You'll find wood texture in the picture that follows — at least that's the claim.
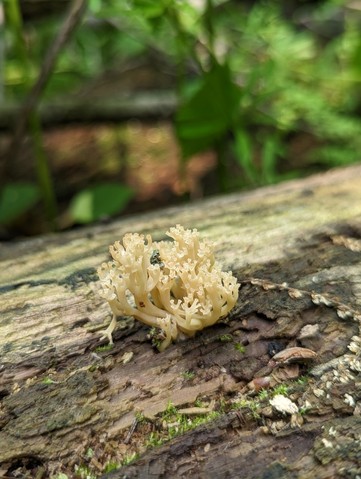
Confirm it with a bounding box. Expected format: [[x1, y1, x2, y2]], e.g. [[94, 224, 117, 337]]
[[1, 165, 361, 478]]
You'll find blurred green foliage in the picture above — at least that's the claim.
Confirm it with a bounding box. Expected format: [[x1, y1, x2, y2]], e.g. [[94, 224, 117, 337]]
[[69, 183, 134, 224], [2, 0, 361, 231], [0, 182, 40, 224]]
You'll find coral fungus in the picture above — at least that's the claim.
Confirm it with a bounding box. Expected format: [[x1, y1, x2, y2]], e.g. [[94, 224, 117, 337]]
[[98, 225, 239, 350]]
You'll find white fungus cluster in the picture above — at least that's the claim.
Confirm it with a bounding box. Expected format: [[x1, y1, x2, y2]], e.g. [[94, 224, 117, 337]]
[[269, 394, 299, 415], [97, 225, 239, 351]]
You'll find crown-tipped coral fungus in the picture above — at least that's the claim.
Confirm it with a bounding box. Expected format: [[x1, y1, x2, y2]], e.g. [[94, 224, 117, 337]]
[[97, 225, 239, 351]]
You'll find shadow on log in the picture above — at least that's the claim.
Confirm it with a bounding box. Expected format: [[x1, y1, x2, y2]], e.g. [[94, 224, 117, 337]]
[[1, 165, 361, 478]]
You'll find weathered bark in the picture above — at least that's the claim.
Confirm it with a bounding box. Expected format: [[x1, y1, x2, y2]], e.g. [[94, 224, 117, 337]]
[[1, 165, 361, 478]]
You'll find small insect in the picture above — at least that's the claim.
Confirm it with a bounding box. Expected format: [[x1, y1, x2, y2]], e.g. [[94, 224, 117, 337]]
[[150, 249, 164, 268], [139, 301, 145, 308], [268, 340, 285, 357]]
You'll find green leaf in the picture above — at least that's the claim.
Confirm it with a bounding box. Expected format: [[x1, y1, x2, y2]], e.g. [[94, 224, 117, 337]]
[[0, 182, 40, 224], [70, 183, 134, 224], [234, 129, 258, 183], [175, 61, 242, 158], [89, 0, 103, 14], [350, 35, 361, 81], [130, 0, 168, 19], [261, 135, 282, 184]]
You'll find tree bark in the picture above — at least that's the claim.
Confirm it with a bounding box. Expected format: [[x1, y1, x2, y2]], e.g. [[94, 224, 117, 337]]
[[1, 165, 361, 478]]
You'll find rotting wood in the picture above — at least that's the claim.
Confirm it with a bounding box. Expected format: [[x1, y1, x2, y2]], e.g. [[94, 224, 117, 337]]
[[1, 165, 361, 478], [103, 415, 361, 479]]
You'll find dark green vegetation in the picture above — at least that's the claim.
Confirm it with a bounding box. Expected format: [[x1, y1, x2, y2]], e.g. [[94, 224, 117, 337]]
[[2, 0, 361, 232]]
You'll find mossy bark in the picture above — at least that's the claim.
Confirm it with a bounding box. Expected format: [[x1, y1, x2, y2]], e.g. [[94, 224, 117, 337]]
[[1, 165, 361, 478]]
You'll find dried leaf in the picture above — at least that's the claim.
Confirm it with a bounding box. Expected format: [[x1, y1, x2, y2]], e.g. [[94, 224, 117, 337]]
[[246, 376, 272, 392], [272, 364, 300, 381], [271, 347, 317, 365]]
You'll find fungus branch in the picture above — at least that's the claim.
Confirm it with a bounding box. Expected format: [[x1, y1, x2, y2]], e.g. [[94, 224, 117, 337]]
[[97, 225, 239, 351]]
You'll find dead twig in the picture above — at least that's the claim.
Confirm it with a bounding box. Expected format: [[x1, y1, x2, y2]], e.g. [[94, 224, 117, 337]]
[[7, 0, 87, 164]]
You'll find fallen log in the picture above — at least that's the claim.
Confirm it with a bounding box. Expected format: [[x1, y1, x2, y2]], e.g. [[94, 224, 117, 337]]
[[0, 91, 177, 131], [1, 164, 361, 478]]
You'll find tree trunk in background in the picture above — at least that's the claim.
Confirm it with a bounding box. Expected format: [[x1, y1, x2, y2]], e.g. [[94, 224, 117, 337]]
[[1, 165, 361, 478]]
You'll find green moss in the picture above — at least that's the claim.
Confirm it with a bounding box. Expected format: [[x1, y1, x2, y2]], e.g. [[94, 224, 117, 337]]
[[231, 398, 261, 419], [42, 377, 57, 385], [95, 344, 113, 352], [272, 384, 289, 396], [104, 461, 120, 473], [121, 452, 139, 466], [74, 464, 97, 479], [219, 334, 233, 342], [135, 411, 146, 423], [234, 343, 246, 353], [144, 401, 221, 449], [257, 389, 269, 400], [181, 370, 196, 380]]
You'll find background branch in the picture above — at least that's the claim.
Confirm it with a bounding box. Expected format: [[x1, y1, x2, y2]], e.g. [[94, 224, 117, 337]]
[[8, 0, 87, 160]]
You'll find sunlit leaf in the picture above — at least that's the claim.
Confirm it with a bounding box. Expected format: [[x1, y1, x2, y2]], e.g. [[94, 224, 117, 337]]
[[130, 0, 168, 19], [175, 61, 242, 158], [70, 183, 134, 224], [0, 183, 40, 224]]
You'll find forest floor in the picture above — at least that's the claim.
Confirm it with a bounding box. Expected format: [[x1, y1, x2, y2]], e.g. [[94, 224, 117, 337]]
[[0, 118, 325, 239], [0, 121, 216, 237], [0, 60, 334, 239]]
